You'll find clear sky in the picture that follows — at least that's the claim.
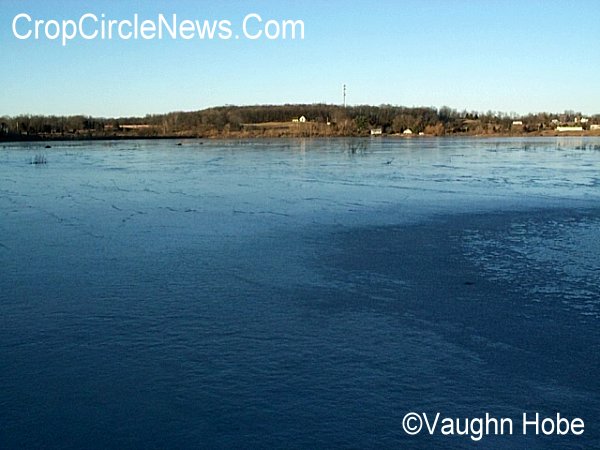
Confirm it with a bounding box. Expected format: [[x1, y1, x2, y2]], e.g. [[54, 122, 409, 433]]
[[2, 0, 599, 117]]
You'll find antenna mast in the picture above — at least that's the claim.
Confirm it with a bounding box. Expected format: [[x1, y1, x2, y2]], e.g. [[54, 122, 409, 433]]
[[343, 84, 347, 108]]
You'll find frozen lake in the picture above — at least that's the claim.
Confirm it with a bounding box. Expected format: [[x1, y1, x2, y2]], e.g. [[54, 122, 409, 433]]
[[1, 137, 599, 448]]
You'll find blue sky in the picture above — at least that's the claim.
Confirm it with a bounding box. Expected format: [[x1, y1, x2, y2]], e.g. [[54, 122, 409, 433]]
[[2, 0, 599, 117]]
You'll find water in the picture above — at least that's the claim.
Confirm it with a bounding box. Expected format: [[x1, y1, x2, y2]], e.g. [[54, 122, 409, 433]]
[[1, 137, 599, 448]]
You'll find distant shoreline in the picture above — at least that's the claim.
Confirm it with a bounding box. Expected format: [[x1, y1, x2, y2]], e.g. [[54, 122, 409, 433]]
[[2, 104, 599, 142], [2, 131, 600, 144]]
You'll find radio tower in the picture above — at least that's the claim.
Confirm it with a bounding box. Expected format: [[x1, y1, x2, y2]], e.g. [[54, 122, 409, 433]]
[[343, 84, 347, 108]]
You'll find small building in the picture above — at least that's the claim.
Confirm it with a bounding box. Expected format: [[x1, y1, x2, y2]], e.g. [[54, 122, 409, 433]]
[[580, 118, 589, 124], [299, 116, 307, 123], [556, 126, 583, 132], [121, 124, 152, 130], [403, 128, 413, 135], [370, 128, 383, 136], [512, 121, 523, 126], [590, 124, 600, 131], [551, 119, 560, 125]]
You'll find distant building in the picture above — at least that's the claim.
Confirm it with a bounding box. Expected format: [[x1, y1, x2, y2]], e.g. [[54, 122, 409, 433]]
[[370, 128, 383, 136], [551, 119, 560, 125], [512, 121, 523, 126], [556, 126, 583, 132], [299, 116, 307, 123], [580, 118, 589, 124], [590, 124, 600, 131], [121, 124, 152, 130], [403, 128, 413, 135]]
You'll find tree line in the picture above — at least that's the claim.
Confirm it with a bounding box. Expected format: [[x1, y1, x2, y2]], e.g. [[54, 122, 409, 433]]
[[1, 105, 598, 140]]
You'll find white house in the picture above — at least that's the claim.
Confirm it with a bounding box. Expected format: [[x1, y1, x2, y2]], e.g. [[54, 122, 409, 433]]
[[370, 128, 383, 135], [512, 121, 523, 126], [556, 126, 583, 132], [590, 124, 600, 131], [403, 128, 413, 135]]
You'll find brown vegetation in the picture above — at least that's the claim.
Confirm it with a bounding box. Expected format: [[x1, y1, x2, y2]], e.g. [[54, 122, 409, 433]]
[[1, 105, 599, 141]]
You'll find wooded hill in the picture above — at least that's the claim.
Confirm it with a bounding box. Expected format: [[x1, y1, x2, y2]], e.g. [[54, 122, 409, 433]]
[[2, 104, 598, 140]]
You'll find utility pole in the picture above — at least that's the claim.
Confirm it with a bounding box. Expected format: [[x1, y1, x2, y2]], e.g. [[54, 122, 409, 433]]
[[343, 84, 347, 108]]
